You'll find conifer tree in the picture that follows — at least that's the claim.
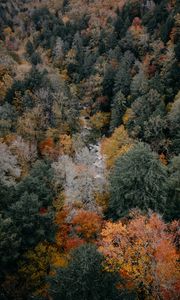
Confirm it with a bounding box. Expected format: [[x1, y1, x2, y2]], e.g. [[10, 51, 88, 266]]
[[110, 91, 127, 133], [166, 155, 180, 221], [109, 143, 168, 219], [49, 244, 124, 300]]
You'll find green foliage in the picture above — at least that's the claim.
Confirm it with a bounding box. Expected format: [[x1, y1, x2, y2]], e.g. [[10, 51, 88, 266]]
[[167, 93, 180, 155], [130, 69, 149, 99], [110, 91, 127, 132], [109, 143, 168, 219], [49, 244, 123, 300], [15, 160, 55, 207], [31, 8, 66, 49], [1, 161, 55, 252], [163, 62, 180, 101], [30, 52, 42, 65], [26, 40, 34, 56], [10, 192, 54, 250], [114, 51, 135, 96], [0, 182, 14, 212], [166, 155, 180, 221], [0, 103, 17, 137], [0, 214, 20, 277], [160, 15, 174, 43], [5, 68, 49, 104], [1, 0, 180, 298], [127, 89, 166, 144], [142, 0, 169, 33], [102, 65, 116, 99]]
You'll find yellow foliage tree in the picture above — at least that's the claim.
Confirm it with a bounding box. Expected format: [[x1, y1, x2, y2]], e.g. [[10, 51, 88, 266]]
[[101, 125, 134, 169], [122, 108, 134, 125], [90, 112, 110, 130], [94, 191, 109, 212], [18, 242, 68, 297]]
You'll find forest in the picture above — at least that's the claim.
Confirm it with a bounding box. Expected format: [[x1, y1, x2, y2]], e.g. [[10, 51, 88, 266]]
[[0, 0, 180, 299]]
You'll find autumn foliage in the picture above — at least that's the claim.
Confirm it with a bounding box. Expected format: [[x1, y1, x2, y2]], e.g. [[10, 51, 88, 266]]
[[0, 0, 180, 299], [99, 211, 180, 299], [101, 125, 134, 169], [71, 209, 103, 241], [55, 207, 103, 252], [39, 134, 73, 158]]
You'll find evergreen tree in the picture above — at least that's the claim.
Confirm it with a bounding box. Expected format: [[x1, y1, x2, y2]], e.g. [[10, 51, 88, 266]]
[[167, 92, 180, 155], [10, 192, 54, 250], [130, 69, 149, 99], [102, 65, 116, 99], [110, 91, 127, 133], [109, 143, 168, 219], [26, 40, 34, 56], [114, 13, 124, 39], [166, 155, 180, 221], [30, 52, 42, 65], [49, 244, 124, 300], [0, 103, 17, 137], [127, 89, 166, 140], [114, 51, 135, 96], [0, 214, 20, 278], [14, 160, 54, 208], [3, 161, 56, 251]]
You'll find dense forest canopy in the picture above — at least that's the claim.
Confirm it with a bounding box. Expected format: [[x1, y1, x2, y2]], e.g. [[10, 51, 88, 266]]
[[0, 0, 180, 299]]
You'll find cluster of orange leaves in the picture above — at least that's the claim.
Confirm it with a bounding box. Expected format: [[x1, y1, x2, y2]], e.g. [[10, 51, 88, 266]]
[[55, 207, 103, 252], [39, 134, 73, 158], [99, 212, 180, 299]]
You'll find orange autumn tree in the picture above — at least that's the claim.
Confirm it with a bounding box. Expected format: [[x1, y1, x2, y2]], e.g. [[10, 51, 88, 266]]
[[99, 211, 180, 300], [39, 134, 73, 158], [39, 137, 58, 159], [71, 209, 103, 241], [101, 125, 134, 169], [55, 207, 103, 252], [55, 207, 72, 251]]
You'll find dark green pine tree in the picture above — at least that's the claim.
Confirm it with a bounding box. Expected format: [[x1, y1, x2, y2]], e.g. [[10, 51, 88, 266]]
[[110, 91, 127, 133], [26, 40, 34, 56], [109, 143, 168, 219], [167, 94, 180, 155], [102, 65, 116, 99], [127, 89, 166, 140], [14, 160, 55, 208], [114, 13, 124, 39], [113, 51, 135, 96], [49, 244, 132, 300], [9, 192, 54, 250], [166, 155, 180, 221], [0, 214, 21, 278], [7, 161, 56, 250], [114, 67, 131, 97]]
